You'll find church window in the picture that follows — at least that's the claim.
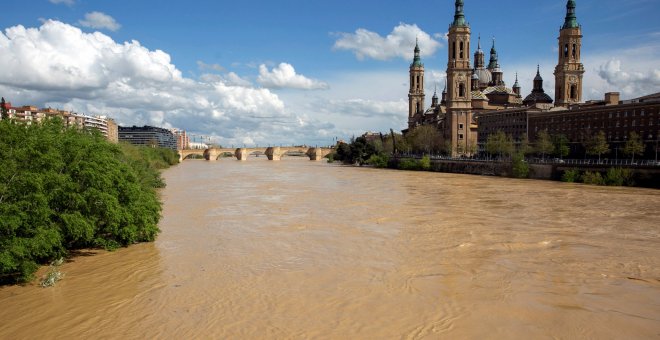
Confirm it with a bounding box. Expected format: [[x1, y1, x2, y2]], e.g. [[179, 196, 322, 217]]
[[564, 44, 569, 58], [452, 41, 456, 60], [572, 44, 577, 58], [416, 75, 420, 89], [570, 85, 577, 100], [459, 123, 464, 130], [459, 83, 465, 97], [459, 41, 464, 59], [458, 133, 464, 140], [417, 103, 421, 113]]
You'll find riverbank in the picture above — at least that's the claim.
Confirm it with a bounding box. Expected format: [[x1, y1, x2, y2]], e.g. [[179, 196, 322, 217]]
[[382, 156, 660, 188]]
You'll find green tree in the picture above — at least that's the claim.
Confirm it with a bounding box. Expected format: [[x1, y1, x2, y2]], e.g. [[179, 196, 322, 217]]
[[0, 119, 170, 284], [407, 125, 440, 154], [518, 133, 534, 156], [511, 152, 529, 178], [486, 130, 514, 160], [553, 134, 570, 159], [623, 132, 644, 163], [535, 130, 554, 160], [0, 97, 8, 120], [584, 131, 610, 162]]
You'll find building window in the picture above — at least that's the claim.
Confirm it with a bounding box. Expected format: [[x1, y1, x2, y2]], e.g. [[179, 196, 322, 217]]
[[564, 44, 569, 58], [609, 112, 612, 118], [459, 41, 464, 59], [458, 133, 464, 140], [459, 83, 465, 97], [570, 85, 577, 100], [459, 123, 464, 130], [641, 109, 645, 116], [625, 111, 628, 117]]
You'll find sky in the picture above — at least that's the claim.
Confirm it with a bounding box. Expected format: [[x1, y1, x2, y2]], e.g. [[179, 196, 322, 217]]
[[1, 0, 659, 146]]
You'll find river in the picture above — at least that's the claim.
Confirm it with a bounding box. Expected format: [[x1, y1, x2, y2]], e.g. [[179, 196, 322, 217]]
[[1, 158, 659, 339]]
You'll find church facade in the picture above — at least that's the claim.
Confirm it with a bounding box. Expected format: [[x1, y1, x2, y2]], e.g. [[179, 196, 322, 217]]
[[406, 0, 584, 156]]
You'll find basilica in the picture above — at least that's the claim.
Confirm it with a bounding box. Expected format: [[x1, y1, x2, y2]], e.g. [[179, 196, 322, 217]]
[[405, 0, 584, 155]]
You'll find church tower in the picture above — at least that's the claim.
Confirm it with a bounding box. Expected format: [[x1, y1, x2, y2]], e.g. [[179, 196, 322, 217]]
[[446, 0, 474, 155], [408, 39, 425, 129], [554, 0, 584, 107]]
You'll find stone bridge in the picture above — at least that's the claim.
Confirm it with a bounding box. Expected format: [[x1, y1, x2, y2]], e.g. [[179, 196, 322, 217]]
[[179, 146, 333, 162]]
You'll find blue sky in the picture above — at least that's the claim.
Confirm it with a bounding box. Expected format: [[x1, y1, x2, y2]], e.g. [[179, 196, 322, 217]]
[[1, 0, 659, 146]]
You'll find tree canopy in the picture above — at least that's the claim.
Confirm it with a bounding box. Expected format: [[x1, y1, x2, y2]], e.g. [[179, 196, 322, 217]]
[[0, 119, 177, 283]]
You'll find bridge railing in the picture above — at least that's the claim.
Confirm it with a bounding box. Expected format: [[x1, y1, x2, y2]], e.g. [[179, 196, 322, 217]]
[[396, 153, 660, 167]]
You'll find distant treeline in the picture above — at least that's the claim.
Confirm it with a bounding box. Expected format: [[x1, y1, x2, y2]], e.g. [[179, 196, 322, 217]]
[[0, 118, 178, 284]]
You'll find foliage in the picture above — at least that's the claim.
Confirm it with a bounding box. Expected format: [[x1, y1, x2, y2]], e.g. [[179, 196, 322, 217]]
[[326, 153, 335, 163], [419, 155, 431, 170], [0, 97, 8, 120], [561, 169, 581, 183], [604, 167, 633, 186], [366, 153, 389, 168], [552, 134, 570, 159], [333, 137, 378, 166], [382, 132, 410, 155], [582, 171, 604, 185], [511, 152, 529, 178], [0, 119, 171, 284], [398, 158, 421, 170], [518, 133, 534, 156], [486, 130, 514, 159], [398, 155, 431, 171], [622, 132, 644, 162], [535, 130, 554, 159], [584, 131, 609, 161], [407, 125, 440, 154]]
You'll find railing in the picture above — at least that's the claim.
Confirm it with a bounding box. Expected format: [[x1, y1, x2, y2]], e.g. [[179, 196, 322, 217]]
[[395, 153, 660, 167]]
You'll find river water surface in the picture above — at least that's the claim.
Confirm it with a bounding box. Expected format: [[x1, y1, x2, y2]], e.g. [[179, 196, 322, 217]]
[[1, 158, 659, 339]]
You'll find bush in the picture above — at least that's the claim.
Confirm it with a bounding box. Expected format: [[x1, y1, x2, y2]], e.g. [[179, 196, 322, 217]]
[[398, 158, 420, 170], [366, 153, 389, 168], [511, 152, 529, 178], [0, 119, 170, 284], [326, 153, 335, 163], [561, 169, 581, 183], [582, 171, 604, 185], [604, 167, 634, 186], [419, 155, 431, 171]]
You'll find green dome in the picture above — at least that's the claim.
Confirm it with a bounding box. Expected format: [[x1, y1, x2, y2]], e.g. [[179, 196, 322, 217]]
[[562, 0, 579, 29]]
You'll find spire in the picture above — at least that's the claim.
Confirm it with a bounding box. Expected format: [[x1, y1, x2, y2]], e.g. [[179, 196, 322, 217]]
[[562, 0, 579, 29], [488, 37, 498, 69], [533, 65, 544, 91], [477, 34, 482, 52], [513, 73, 520, 88], [411, 38, 423, 67], [451, 0, 467, 27]]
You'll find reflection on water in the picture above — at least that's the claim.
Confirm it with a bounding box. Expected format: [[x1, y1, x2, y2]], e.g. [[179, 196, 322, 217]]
[[1, 158, 659, 339]]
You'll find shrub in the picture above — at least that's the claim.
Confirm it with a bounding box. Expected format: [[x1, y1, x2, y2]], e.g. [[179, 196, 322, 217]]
[[419, 155, 431, 171], [604, 167, 634, 186], [582, 171, 604, 185], [0, 119, 169, 284], [511, 152, 529, 178], [398, 158, 420, 170], [561, 169, 581, 183], [366, 154, 389, 168]]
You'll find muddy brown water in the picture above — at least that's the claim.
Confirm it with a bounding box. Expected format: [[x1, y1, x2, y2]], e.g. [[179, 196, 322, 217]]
[[1, 158, 659, 339]]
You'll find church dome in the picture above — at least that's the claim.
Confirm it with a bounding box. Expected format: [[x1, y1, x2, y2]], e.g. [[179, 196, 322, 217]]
[[473, 68, 492, 86]]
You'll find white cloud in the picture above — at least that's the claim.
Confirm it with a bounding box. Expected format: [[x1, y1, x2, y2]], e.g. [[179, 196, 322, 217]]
[[596, 59, 660, 98], [197, 61, 225, 72], [257, 63, 329, 90], [0, 20, 343, 146], [333, 23, 442, 61], [79, 12, 121, 32], [49, 0, 75, 5]]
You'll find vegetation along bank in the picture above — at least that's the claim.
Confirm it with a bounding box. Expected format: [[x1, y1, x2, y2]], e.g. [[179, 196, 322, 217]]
[[0, 119, 178, 284]]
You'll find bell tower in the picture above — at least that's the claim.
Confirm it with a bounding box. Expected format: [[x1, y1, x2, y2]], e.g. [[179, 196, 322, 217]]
[[408, 39, 425, 129], [446, 0, 473, 156], [554, 0, 584, 107]]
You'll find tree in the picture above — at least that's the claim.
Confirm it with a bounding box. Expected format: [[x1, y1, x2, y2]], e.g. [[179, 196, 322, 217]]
[[553, 134, 570, 159], [0, 97, 8, 120], [623, 132, 644, 163], [407, 125, 440, 154], [518, 133, 534, 156], [486, 130, 514, 160], [585, 131, 610, 162], [382, 132, 409, 156], [535, 130, 554, 160]]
